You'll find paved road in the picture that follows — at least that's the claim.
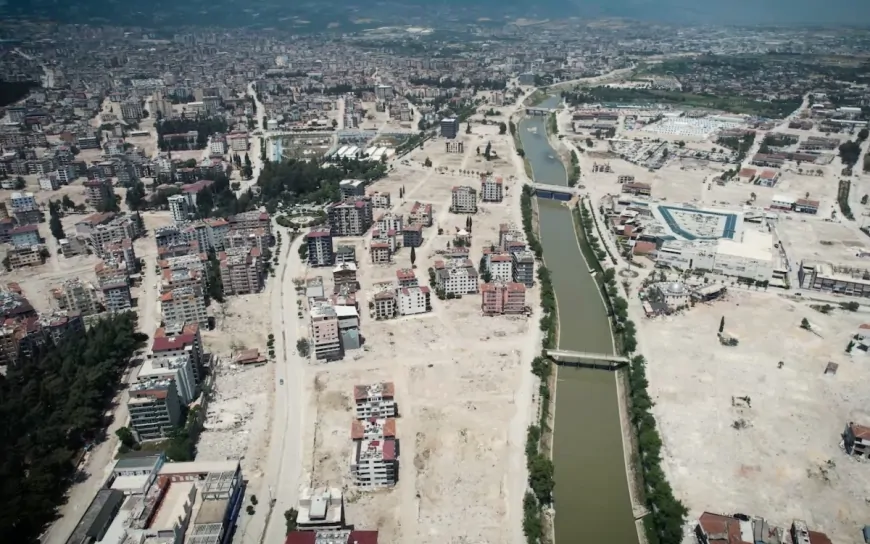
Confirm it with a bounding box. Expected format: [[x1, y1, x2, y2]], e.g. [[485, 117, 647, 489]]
[[234, 231, 306, 544], [41, 234, 161, 544]]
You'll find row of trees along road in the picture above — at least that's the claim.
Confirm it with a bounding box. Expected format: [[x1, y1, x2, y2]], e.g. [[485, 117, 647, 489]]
[[0, 313, 147, 542]]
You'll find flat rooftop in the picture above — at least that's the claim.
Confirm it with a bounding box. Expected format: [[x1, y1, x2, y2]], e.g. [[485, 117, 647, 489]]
[[150, 481, 195, 531]]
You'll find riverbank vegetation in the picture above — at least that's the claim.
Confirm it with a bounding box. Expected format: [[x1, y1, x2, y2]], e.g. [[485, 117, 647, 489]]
[[568, 150, 580, 187], [572, 199, 687, 543], [519, 185, 558, 544]]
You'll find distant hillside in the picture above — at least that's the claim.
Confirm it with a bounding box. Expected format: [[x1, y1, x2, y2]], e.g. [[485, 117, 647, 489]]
[[3, 0, 868, 27]]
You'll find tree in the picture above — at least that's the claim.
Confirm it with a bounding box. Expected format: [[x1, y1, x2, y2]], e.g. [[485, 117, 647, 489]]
[[296, 338, 310, 357], [498, 122, 507, 135], [800, 317, 811, 330], [244, 153, 252, 169], [410, 246, 416, 267], [13, 176, 25, 190], [125, 181, 146, 211], [284, 509, 298, 535], [476, 146, 480, 155], [197, 189, 215, 218], [48, 201, 65, 241], [465, 123, 471, 134], [207, 252, 224, 303], [862, 195, 868, 205], [517, 149, 525, 158], [423, 157, 432, 167], [484, 141, 492, 160], [116, 427, 136, 448], [331, 119, 338, 128], [858, 128, 869, 142], [718, 316, 725, 333]]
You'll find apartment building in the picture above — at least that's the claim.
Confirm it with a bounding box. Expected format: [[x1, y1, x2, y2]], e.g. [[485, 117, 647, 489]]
[[160, 286, 208, 327], [370, 242, 392, 264], [480, 175, 504, 203], [120, 100, 143, 120], [369, 191, 391, 209], [351, 437, 398, 488], [328, 198, 373, 236], [306, 227, 334, 267], [88, 215, 142, 257], [51, 278, 100, 316], [128, 378, 183, 441], [402, 224, 423, 248], [394, 269, 417, 289], [218, 247, 263, 295], [230, 210, 272, 238], [434, 259, 479, 295], [398, 286, 431, 316], [440, 117, 459, 139], [512, 250, 536, 287], [205, 217, 230, 250], [311, 304, 342, 361], [169, 194, 192, 224], [9, 191, 40, 225], [209, 134, 227, 155], [487, 253, 514, 282], [409, 201, 432, 227], [371, 289, 397, 320], [339, 179, 366, 200], [137, 353, 197, 405], [103, 238, 138, 275], [9, 224, 40, 248], [451, 186, 478, 214], [100, 274, 132, 313], [7, 245, 43, 269], [481, 282, 526, 315], [374, 212, 402, 233], [333, 262, 358, 292], [84, 178, 115, 210], [152, 323, 205, 383], [354, 382, 397, 419], [335, 244, 356, 264], [227, 132, 249, 152]]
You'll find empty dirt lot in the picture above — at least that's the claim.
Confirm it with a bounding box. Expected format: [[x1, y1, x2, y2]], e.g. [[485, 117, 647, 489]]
[[639, 290, 870, 541]]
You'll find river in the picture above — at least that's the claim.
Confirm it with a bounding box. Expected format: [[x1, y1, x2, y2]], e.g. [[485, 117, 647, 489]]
[[519, 95, 637, 543]]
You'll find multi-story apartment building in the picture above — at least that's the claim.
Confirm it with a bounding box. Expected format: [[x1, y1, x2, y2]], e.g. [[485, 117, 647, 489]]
[[335, 244, 356, 264], [398, 286, 431, 316], [369, 191, 391, 209], [434, 259, 479, 295], [333, 262, 358, 292], [306, 227, 334, 267], [120, 100, 143, 121], [481, 282, 526, 315], [311, 304, 342, 361], [371, 228, 398, 254], [51, 278, 100, 316], [227, 132, 249, 152], [89, 215, 142, 257], [84, 178, 115, 210], [402, 224, 423, 248], [160, 268, 203, 294], [374, 212, 402, 233], [353, 382, 397, 418], [481, 175, 504, 203], [218, 247, 263, 296], [169, 194, 191, 224], [409, 201, 432, 227], [137, 353, 197, 405], [209, 134, 227, 155], [328, 198, 373, 237], [160, 286, 208, 327], [128, 378, 183, 441], [487, 252, 513, 282], [451, 186, 478, 214], [351, 437, 398, 488], [100, 274, 132, 313], [225, 228, 270, 252], [9, 224, 40, 248], [512, 250, 536, 287], [396, 268, 418, 288], [370, 242, 392, 264], [371, 290, 397, 320], [103, 238, 139, 275], [205, 218, 230, 251], [230, 211, 272, 238], [440, 117, 459, 139], [339, 179, 366, 200], [152, 323, 205, 383]]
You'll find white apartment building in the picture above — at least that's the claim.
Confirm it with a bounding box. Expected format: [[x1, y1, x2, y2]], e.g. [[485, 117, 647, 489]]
[[160, 286, 208, 327], [209, 135, 227, 155], [350, 437, 398, 488], [128, 378, 183, 441], [137, 353, 197, 404], [480, 175, 504, 203], [369, 191, 391, 209], [51, 278, 100, 316], [38, 175, 59, 191], [398, 286, 431, 316], [451, 186, 478, 213], [10, 192, 37, 213], [375, 212, 403, 233], [354, 382, 397, 419], [371, 290, 397, 320], [487, 253, 513, 282], [169, 194, 191, 224], [434, 259, 479, 295]]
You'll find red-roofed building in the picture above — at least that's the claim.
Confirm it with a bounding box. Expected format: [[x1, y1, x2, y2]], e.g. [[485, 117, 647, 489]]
[[695, 512, 750, 544], [794, 198, 819, 215], [481, 281, 526, 315], [152, 323, 204, 383], [285, 531, 378, 544], [351, 437, 398, 487]]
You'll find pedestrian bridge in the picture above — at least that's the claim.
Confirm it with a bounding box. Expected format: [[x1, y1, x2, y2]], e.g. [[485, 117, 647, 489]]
[[528, 182, 581, 201], [545, 349, 630, 370]]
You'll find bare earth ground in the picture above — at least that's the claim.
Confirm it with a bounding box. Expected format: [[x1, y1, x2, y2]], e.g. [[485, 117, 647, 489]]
[[639, 290, 870, 541], [297, 125, 539, 543]]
